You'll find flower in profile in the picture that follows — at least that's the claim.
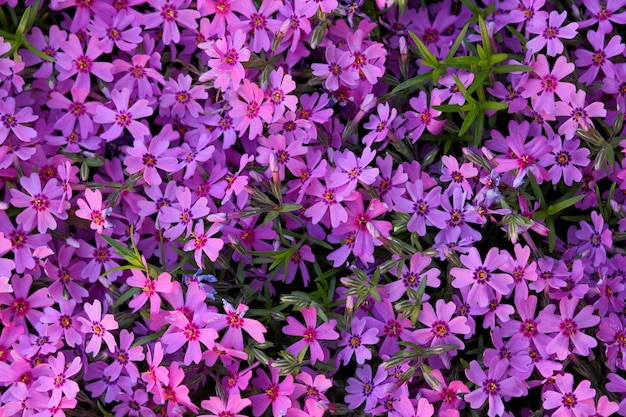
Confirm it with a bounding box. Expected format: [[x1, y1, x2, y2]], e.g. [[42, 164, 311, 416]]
[[283, 306, 339, 365], [75, 189, 112, 234], [464, 360, 524, 417], [249, 362, 295, 417], [542, 373, 595, 417], [10, 173, 69, 233]]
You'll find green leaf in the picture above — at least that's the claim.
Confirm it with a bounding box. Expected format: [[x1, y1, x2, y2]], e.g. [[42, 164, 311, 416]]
[[492, 64, 533, 74], [482, 101, 509, 111], [100, 234, 141, 266], [489, 53, 508, 65], [478, 15, 492, 57], [97, 402, 116, 417], [546, 217, 556, 253], [408, 31, 438, 66], [280, 203, 303, 212], [445, 22, 470, 61], [506, 25, 528, 48], [459, 109, 478, 137], [131, 327, 166, 349], [473, 110, 485, 146], [440, 56, 481, 69], [433, 104, 463, 112], [113, 287, 141, 309], [22, 38, 55, 62], [547, 195, 585, 216], [389, 72, 431, 94]]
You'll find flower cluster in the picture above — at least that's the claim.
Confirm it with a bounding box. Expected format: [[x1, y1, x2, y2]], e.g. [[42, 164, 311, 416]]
[[0, 0, 626, 416]]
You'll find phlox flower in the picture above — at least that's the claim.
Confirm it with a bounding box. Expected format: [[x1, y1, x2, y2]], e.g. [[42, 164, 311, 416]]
[[440, 155, 478, 197], [200, 394, 251, 417], [47, 87, 98, 139], [499, 244, 537, 303], [538, 296, 600, 360], [158, 362, 199, 414], [521, 55, 575, 113], [363, 102, 397, 147], [0, 96, 37, 143], [405, 91, 445, 141], [266, 68, 298, 121], [232, 0, 282, 53], [283, 306, 339, 365], [113, 390, 156, 417], [385, 252, 440, 302], [304, 175, 358, 228], [75, 189, 112, 233], [526, 10, 578, 56], [55, 34, 113, 91], [127, 266, 173, 315], [76, 235, 123, 284], [346, 29, 386, 85], [162, 310, 218, 365], [575, 29, 624, 84], [336, 317, 379, 365], [542, 373, 596, 417], [10, 173, 69, 233], [22, 25, 66, 79], [420, 369, 469, 417], [40, 299, 83, 348], [311, 45, 358, 91], [229, 79, 273, 140], [331, 147, 379, 188], [450, 247, 513, 308], [161, 73, 208, 118], [607, 373, 626, 414], [50, 0, 116, 32], [200, 30, 250, 92], [0, 274, 52, 329], [124, 124, 180, 186], [143, 0, 201, 45], [494, 133, 551, 187], [206, 300, 267, 351], [395, 180, 448, 236], [277, 0, 317, 53], [540, 136, 590, 186], [35, 352, 81, 407], [367, 298, 413, 356], [256, 133, 307, 181], [183, 219, 224, 268], [141, 342, 169, 399], [161, 186, 211, 240], [464, 360, 524, 417], [250, 362, 296, 417], [104, 329, 145, 383], [554, 90, 606, 140], [94, 88, 152, 142], [112, 54, 166, 99], [78, 299, 118, 356], [575, 211, 612, 267], [88, 11, 143, 53], [344, 364, 387, 411], [0, 212, 51, 274], [411, 299, 470, 367]]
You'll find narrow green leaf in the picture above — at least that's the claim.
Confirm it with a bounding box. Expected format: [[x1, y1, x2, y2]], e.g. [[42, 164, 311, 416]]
[[459, 109, 478, 137], [433, 104, 463, 112], [482, 101, 509, 111], [408, 31, 438, 66], [97, 402, 116, 417], [546, 217, 556, 253], [459, 0, 481, 15], [473, 110, 485, 146], [506, 25, 528, 47], [547, 195, 585, 216], [22, 38, 55, 62], [492, 64, 533, 74], [113, 287, 141, 309], [440, 56, 481, 68], [100, 234, 138, 264], [390, 72, 431, 94], [131, 327, 166, 349], [478, 15, 492, 57], [445, 22, 470, 61]]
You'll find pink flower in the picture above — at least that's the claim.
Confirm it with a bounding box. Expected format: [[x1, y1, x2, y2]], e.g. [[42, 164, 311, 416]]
[[229, 79, 273, 140], [575, 29, 624, 84], [143, 0, 200, 45], [0, 273, 52, 330], [208, 301, 267, 351], [104, 329, 145, 382], [47, 87, 98, 139], [75, 189, 112, 233], [311, 45, 358, 91], [35, 352, 82, 407], [521, 55, 576, 113], [232, 0, 282, 53], [10, 173, 69, 233], [538, 296, 600, 360], [575, 211, 613, 267], [200, 30, 250, 92], [141, 342, 169, 399], [127, 266, 174, 315], [77, 299, 119, 356], [0, 96, 37, 143], [158, 362, 199, 414], [55, 34, 113, 91], [94, 88, 152, 141], [450, 247, 514, 308], [249, 362, 295, 417], [183, 219, 224, 268], [542, 373, 596, 417], [526, 10, 578, 56], [112, 54, 166, 99], [554, 90, 607, 139], [160, 73, 208, 118], [283, 306, 339, 364], [405, 91, 445, 141], [200, 394, 251, 417]]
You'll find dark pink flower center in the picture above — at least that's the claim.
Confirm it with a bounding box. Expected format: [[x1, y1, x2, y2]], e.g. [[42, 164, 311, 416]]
[[115, 110, 132, 126], [483, 379, 500, 395], [142, 153, 158, 168], [161, 3, 178, 22], [473, 267, 491, 283], [560, 318, 578, 337], [1, 113, 17, 128], [431, 320, 449, 338], [30, 193, 50, 212], [75, 56, 93, 73]]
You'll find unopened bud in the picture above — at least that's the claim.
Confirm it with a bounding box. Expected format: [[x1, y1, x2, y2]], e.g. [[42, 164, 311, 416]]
[[269, 153, 280, 184], [399, 36, 409, 79], [207, 213, 229, 223]]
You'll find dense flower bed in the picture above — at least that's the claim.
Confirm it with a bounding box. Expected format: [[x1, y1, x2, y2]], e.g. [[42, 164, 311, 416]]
[[1, 0, 626, 416]]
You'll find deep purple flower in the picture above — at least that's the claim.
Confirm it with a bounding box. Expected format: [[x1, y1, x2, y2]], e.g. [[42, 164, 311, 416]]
[[337, 317, 379, 365], [542, 373, 595, 417], [574, 211, 613, 267], [464, 360, 524, 417]]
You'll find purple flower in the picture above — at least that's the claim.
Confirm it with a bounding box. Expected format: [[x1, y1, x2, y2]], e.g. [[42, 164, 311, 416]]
[[77, 299, 118, 356], [337, 317, 379, 365], [450, 248, 513, 308], [526, 10, 578, 56], [35, 352, 82, 407], [112, 54, 166, 99], [10, 173, 69, 233], [200, 30, 250, 92], [521, 55, 575, 113], [575, 29, 624, 84], [311, 45, 358, 91], [94, 88, 153, 142], [464, 360, 524, 417], [231, 0, 282, 53], [161, 73, 208, 118], [47, 87, 98, 139], [344, 364, 387, 411], [0, 96, 37, 143], [124, 125, 180, 186], [200, 393, 251, 417], [575, 211, 613, 267], [249, 362, 295, 417], [395, 180, 448, 236], [540, 136, 590, 186], [143, 0, 201, 45], [55, 34, 113, 91], [405, 91, 445, 141]]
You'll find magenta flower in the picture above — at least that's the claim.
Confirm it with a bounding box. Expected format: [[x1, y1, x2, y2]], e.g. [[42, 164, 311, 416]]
[[124, 124, 180, 185], [311, 45, 358, 91], [521, 55, 576, 113], [200, 30, 250, 92], [200, 394, 251, 417], [538, 296, 600, 360], [88, 10, 143, 53], [346, 29, 386, 85], [112, 54, 166, 99], [405, 91, 445, 141], [336, 317, 379, 365], [385, 252, 440, 302], [464, 360, 524, 417], [183, 219, 224, 268], [554, 90, 607, 139], [162, 310, 218, 365], [143, 0, 201, 45], [161, 73, 208, 118], [55, 34, 113, 91], [250, 363, 295, 417], [159, 362, 199, 414], [161, 186, 211, 240], [104, 329, 145, 382], [10, 173, 69, 233], [35, 352, 81, 407], [363, 102, 397, 147], [304, 176, 358, 228], [141, 342, 169, 399], [540, 136, 590, 186], [206, 301, 267, 351], [526, 10, 578, 56], [0, 96, 37, 143], [0, 273, 52, 329], [395, 180, 448, 236], [232, 0, 282, 53], [229, 79, 273, 140], [420, 369, 470, 415], [127, 267, 173, 315], [94, 88, 152, 141], [499, 244, 538, 303], [331, 147, 380, 187], [47, 87, 98, 139], [450, 247, 513, 308], [440, 155, 478, 197], [40, 298, 83, 348], [494, 133, 551, 187], [75, 189, 112, 233], [542, 373, 596, 417], [579, 0, 626, 32], [77, 299, 119, 356], [283, 306, 339, 364], [575, 29, 624, 84]]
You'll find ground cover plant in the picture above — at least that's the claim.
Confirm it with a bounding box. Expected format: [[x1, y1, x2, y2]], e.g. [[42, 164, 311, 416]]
[[1, 0, 626, 416]]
